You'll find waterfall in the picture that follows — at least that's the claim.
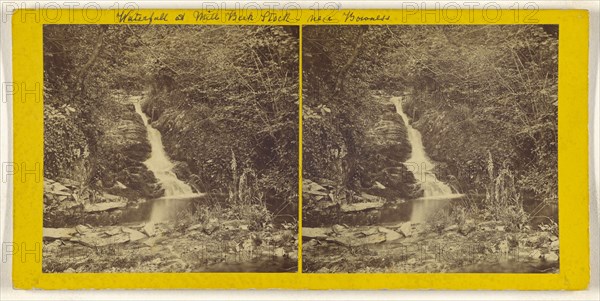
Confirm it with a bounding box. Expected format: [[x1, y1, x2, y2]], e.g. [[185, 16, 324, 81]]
[[133, 101, 198, 221], [391, 96, 462, 222]]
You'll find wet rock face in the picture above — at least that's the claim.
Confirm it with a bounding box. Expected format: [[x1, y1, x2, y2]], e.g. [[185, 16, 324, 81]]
[[365, 113, 411, 163], [115, 164, 163, 199], [44, 178, 85, 226], [101, 104, 151, 161], [302, 96, 418, 227], [302, 178, 395, 228], [361, 104, 416, 201], [44, 177, 143, 228], [96, 100, 159, 199], [171, 161, 192, 182], [384, 103, 397, 113]]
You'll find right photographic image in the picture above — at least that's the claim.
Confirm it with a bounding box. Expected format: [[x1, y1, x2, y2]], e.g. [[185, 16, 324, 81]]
[[301, 25, 559, 273]]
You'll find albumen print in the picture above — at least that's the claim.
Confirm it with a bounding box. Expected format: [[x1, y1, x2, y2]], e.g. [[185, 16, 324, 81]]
[[42, 25, 299, 273], [302, 25, 559, 273]]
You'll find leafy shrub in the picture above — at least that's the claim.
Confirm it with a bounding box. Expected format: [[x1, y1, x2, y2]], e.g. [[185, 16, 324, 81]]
[[44, 105, 89, 179], [484, 153, 529, 230]]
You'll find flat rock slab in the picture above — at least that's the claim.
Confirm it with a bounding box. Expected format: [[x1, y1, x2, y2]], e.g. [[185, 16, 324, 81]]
[[443, 224, 459, 232], [76, 233, 130, 247], [543, 252, 559, 262], [49, 182, 69, 192], [143, 236, 160, 247], [99, 193, 127, 202], [186, 224, 203, 231], [399, 222, 412, 237], [340, 201, 384, 213], [302, 227, 331, 239], [122, 227, 147, 242], [143, 222, 156, 237], [84, 201, 127, 213], [304, 182, 327, 193], [328, 232, 386, 247], [304, 190, 328, 196], [357, 193, 383, 202], [43, 228, 76, 240], [104, 228, 122, 236], [373, 181, 386, 189], [46, 190, 72, 196], [550, 240, 559, 251], [361, 227, 379, 236], [75, 225, 92, 234], [378, 227, 402, 241], [332, 224, 348, 234]]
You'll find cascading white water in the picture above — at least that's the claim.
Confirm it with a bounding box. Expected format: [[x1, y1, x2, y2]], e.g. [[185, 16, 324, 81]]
[[391, 96, 462, 222], [133, 100, 197, 221]]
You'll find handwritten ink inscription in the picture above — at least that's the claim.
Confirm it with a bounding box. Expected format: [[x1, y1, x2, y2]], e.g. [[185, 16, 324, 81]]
[[116, 11, 169, 24], [343, 12, 391, 22], [115, 10, 391, 25]]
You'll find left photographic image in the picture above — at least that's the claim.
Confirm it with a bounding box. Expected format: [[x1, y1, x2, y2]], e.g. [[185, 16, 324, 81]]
[[42, 25, 299, 273]]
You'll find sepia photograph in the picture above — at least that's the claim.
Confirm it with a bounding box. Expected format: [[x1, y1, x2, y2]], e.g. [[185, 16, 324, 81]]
[[302, 25, 559, 273], [42, 25, 299, 273]]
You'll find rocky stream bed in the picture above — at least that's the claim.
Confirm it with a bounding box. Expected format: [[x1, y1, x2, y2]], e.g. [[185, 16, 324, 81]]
[[43, 220, 297, 273], [301, 179, 559, 273], [43, 177, 297, 273]]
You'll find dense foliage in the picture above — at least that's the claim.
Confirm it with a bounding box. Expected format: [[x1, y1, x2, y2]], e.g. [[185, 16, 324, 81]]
[[393, 25, 558, 206], [303, 26, 401, 189], [44, 25, 299, 218], [44, 25, 139, 183], [136, 26, 299, 213], [303, 25, 558, 218]]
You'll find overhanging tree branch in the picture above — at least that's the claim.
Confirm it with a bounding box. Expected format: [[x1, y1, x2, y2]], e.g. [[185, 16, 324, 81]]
[[75, 25, 108, 95], [334, 25, 368, 94]]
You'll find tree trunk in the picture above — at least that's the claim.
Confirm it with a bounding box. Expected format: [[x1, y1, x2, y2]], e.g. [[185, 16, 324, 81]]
[[75, 25, 109, 95], [334, 26, 368, 94]]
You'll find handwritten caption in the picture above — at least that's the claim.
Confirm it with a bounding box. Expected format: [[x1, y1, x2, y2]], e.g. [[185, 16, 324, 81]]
[[115, 10, 393, 25]]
